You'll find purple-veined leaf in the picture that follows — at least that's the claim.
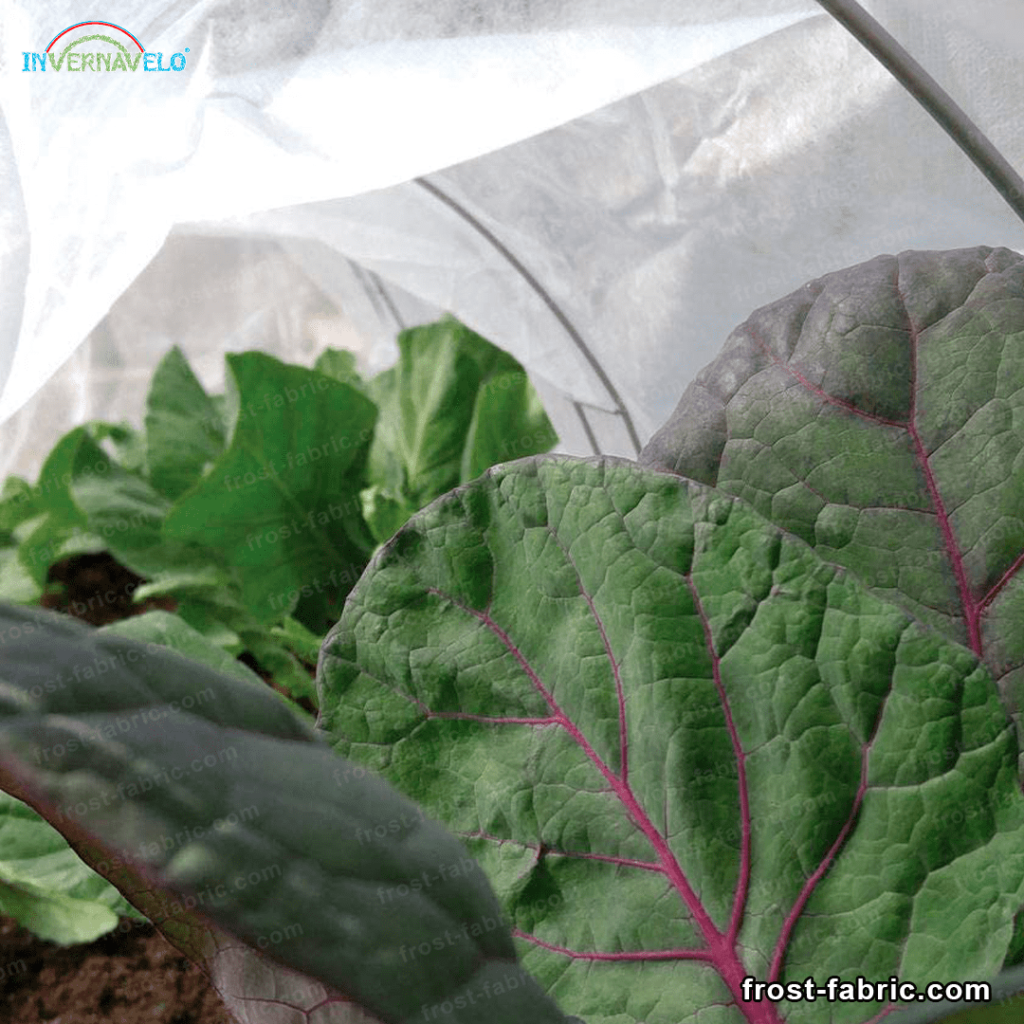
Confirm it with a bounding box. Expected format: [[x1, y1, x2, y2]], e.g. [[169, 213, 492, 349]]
[[317, 454, 1024, 1024], [640, 246, 1024, 770]]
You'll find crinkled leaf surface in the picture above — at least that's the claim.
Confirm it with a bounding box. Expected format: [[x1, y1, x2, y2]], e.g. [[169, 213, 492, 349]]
[[640, 246, 1024, 765], [0, 603, 573, 1024], [317, 455, 1024, 1024]]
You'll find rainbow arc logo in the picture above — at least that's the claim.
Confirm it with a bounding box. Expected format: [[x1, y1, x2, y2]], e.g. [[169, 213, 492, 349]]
[[23, 21, 189, 72]]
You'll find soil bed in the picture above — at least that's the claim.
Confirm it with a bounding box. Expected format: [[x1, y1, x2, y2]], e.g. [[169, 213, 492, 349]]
[[0, 913, 235, 1024]]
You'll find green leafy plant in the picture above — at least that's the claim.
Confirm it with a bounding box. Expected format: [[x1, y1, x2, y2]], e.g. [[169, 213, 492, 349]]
[[0, 314, 557, 948], [1, 314, 555, 655], [640, 246, 1024, 774], [4, 1, 1024, 1019], [3, 246, 1024, 1024]]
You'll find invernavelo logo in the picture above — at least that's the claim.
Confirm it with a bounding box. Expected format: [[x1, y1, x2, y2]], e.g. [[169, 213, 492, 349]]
[[22, 21, 189, 72]]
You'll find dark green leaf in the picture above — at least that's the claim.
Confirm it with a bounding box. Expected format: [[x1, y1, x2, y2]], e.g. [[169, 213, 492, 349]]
[[641, 246, 1024, 766], [0, 602, 576, 1024]]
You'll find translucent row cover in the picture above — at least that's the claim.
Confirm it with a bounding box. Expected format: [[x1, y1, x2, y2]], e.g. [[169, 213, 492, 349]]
[[1, 0, 1022, 482]]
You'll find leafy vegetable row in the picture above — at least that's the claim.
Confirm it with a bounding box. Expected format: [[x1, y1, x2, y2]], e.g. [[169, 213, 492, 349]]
[[0, 315, 558, 945], [3, 248, 1024, 1024]]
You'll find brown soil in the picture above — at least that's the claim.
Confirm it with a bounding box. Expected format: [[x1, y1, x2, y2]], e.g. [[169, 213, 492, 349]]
[[39, 550, 182, 626], [0, 913, 235, 1024], [1, 549, 321, 1023]]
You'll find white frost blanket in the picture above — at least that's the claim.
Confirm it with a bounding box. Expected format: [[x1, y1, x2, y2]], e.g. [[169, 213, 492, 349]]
[[2, 0, 1023, 480]]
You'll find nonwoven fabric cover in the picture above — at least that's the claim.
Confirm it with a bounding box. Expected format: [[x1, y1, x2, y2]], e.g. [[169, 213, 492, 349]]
[[1, 0, 1023, 482]]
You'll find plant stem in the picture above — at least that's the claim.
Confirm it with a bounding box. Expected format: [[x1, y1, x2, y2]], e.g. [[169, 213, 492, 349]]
[[817, 0, 1024, 228]]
